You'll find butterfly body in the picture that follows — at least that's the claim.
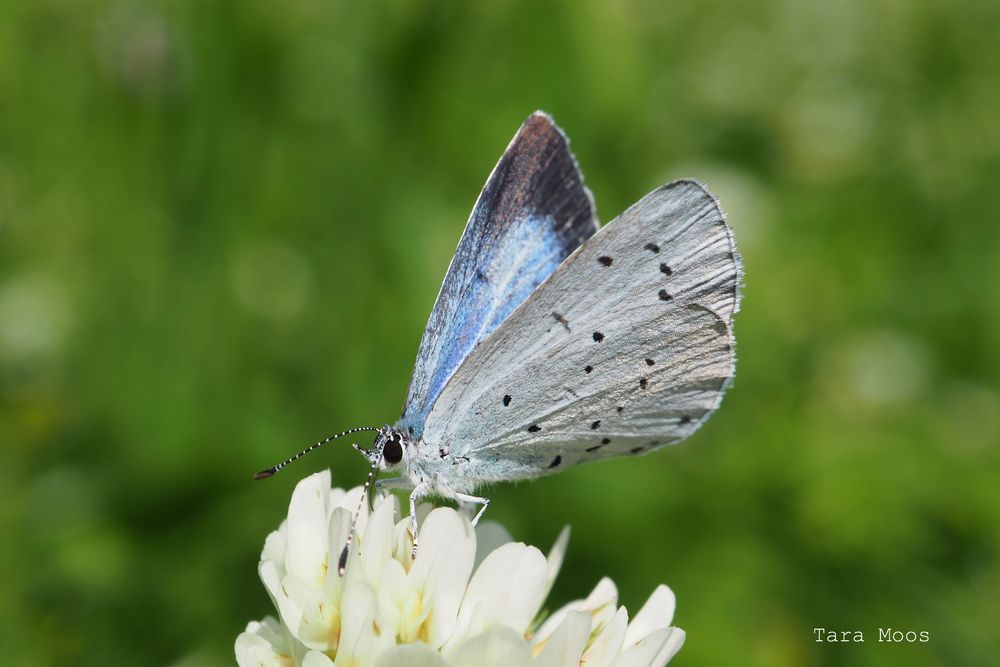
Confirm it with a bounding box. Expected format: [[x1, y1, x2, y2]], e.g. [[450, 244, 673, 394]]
[[378, 424, 541, 497]]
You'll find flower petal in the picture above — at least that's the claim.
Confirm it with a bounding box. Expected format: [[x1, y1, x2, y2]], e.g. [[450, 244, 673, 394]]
[[581, 606, 628, 667], [243, 478, 684, 667], [448, 542, 548, 648], [235, 617, 295, 667], [583, 577, 620, 627], [544, 526, 570, 599], [407, 507, 477, 647], [237, 644, 293, 667], [533, 611, 590, 667], [335, 580, 393, 666], [473, 520, 512, 570], [285, 471, 334, 588], [261, 528, 287, 565], [375, 557, 409, 641], [651, 628, 685, 666], [613, 627, 686, 667], [448, 626, 533, 667], [358, 494, 397, 582], [322, 506, 354, 598], [531, 601, 579, 646], [623, 585, 676, 647], [334, 485, 371, 534], [373, 644, 450, 667], [259, 560, 303, 638], [301, 651, 334, 667], [391, 514, 415, 569], [281, 574, 338, 650], [533, 576, 619, 645], [391, 501, 435, 567]]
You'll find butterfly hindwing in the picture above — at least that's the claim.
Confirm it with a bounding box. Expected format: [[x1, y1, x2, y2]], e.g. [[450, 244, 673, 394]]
[[398, 112, 598, 439], [420, 180, 742, 479]]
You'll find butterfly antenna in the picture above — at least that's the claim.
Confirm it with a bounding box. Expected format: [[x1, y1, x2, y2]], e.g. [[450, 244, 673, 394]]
[[253, 426, 381, 480], [338, 437, 385, 575]]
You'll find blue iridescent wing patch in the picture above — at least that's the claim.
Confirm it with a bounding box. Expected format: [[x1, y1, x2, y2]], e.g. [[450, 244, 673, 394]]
[[399, 112, 598, 438]]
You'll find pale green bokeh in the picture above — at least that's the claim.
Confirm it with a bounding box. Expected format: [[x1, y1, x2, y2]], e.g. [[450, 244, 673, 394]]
[[2, 1, 998, 665]]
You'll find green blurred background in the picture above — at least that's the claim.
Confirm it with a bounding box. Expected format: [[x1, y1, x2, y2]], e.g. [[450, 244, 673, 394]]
[[2, 0, 998, 665]]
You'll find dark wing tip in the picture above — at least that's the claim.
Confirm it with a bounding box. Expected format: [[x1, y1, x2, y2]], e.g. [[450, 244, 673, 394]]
[[516, 110, 566, 145], [506, 111, 598, 238], [525, 109, 555, 125]]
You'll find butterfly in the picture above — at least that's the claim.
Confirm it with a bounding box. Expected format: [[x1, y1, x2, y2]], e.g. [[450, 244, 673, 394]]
[[256, 112, 742, 569]]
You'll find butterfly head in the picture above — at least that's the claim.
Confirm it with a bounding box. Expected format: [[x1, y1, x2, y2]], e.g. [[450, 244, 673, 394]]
[[358, 425, 410, 473]]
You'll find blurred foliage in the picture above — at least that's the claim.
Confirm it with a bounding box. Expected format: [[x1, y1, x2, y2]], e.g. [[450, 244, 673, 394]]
[[2, 0, 999, 665]]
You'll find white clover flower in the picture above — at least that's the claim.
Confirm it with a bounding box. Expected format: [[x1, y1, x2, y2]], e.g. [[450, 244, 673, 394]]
[[236, 471, 685, 667]]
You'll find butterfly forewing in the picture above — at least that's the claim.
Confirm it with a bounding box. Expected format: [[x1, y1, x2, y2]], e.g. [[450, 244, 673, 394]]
[[421, 180, 742, 479], [399, 112, 598, 439]]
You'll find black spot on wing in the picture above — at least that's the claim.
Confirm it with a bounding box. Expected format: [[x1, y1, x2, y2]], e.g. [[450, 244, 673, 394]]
[[645, 358, 655, 366], [631, 446, 644, 454], [601, 437, 611, 445], [528, 424, 542, 433], [586, 444, 602, 452], [639, 378, 648, 389], [584, 365, 593, 374], [503, 394, 511, 406], [645, 242, 660, 253], [658, 289, 673, 301], [679, 415, 691, 425], [660, 263, 673, 276], [548, 455, 562, 468], [598, 256, 613, 267], [590, 420, 601, 430], [592, 331, 604, 342], [616, 406, 624, 413]]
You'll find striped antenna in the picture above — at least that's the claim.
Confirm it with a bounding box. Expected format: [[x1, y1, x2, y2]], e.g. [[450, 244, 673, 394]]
[[253, 426, 381, 480], [338, 434, 386, 575]]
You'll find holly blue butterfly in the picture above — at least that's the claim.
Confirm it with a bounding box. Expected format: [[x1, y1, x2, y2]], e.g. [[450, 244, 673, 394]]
[[256, 112, 742, 569]]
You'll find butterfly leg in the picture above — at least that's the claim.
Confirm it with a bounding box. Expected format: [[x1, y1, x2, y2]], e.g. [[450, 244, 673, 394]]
[[453, 492, 490, 527], [374, 476, 412, 503], [408, 481, 430, 559]]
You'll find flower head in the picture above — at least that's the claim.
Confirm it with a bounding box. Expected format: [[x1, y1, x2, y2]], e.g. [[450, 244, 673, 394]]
[[237, 471, 685, 666]]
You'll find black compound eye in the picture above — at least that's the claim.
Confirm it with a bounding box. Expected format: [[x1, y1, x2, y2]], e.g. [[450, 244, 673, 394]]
[[383, 435, 403, 465]]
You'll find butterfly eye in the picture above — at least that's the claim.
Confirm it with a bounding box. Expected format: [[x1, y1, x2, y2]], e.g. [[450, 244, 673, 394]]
[[383, 434, 403, 465]]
